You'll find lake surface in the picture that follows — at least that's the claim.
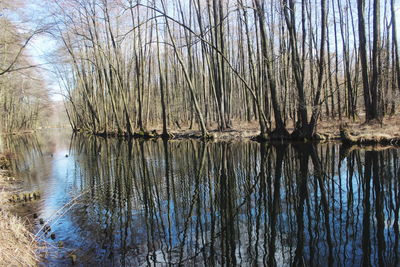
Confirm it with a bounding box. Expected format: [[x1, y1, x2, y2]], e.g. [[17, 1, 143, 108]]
[[2, 130, 399, 266]]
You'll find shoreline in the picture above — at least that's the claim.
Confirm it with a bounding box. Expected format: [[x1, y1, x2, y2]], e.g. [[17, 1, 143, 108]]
[[340, 128, 400, 146], [2, 119, 400, 147], [71, 118, 400, 147], [0, 154, 39, 267]]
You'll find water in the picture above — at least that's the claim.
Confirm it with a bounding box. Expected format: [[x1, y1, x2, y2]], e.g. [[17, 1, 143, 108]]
[[2, 130, 399, 266]]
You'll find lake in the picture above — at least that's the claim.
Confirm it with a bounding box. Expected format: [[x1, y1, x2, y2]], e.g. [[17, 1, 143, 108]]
[[2, 130, 399, 266]]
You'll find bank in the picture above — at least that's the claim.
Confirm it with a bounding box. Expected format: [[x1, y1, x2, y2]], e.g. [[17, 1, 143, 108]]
[[73, 116, 400, 146], [0, 153, 39, 267]]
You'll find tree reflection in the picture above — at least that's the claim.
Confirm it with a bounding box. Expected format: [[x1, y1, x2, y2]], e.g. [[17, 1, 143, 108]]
[[6, 133, 399, 266]]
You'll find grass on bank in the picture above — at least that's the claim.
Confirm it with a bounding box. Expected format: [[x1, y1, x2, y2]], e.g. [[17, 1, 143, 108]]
[[0, 153, 38, 267], [0, 210, 38, 267]]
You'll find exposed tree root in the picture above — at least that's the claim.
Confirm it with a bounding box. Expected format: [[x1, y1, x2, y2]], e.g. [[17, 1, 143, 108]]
[[340, 127, 400, 145]]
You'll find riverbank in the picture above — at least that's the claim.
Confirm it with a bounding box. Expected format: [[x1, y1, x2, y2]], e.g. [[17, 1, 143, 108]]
[[339, 118, 400, 145], [77, 116, 400, 146], [0, 154, 38, 267]]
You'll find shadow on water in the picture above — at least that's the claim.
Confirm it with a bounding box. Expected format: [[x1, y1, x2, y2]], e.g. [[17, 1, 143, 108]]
[[2, 131, 400, 266]]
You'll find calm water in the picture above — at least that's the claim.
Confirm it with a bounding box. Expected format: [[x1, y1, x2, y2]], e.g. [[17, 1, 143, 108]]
[[2, 130, 399, 266]]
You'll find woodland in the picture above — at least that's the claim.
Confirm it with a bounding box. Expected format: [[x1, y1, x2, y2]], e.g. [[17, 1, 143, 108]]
[[0, 0, 399, 140]]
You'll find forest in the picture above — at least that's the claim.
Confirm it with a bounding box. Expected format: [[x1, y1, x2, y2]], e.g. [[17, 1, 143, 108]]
[[50, 0, 399, 140], [0, 0, 399, 140], [0, 1, 50, 133]]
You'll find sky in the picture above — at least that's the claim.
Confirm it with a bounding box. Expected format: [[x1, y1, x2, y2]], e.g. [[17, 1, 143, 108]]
[[29, 36, 63, 101]]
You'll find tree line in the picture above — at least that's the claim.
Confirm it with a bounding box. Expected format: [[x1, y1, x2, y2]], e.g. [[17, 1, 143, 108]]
[[49, 0, 400, 139], [0, 1, 50, 133]]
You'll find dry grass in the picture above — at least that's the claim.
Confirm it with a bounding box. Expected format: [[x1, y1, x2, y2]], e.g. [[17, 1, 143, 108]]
[[0, 210, 38, 267], [0, 154, 39, 267], [341, 130, 400, 145], [339, 115, 400, 145], [145, 120, 260, 140]]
